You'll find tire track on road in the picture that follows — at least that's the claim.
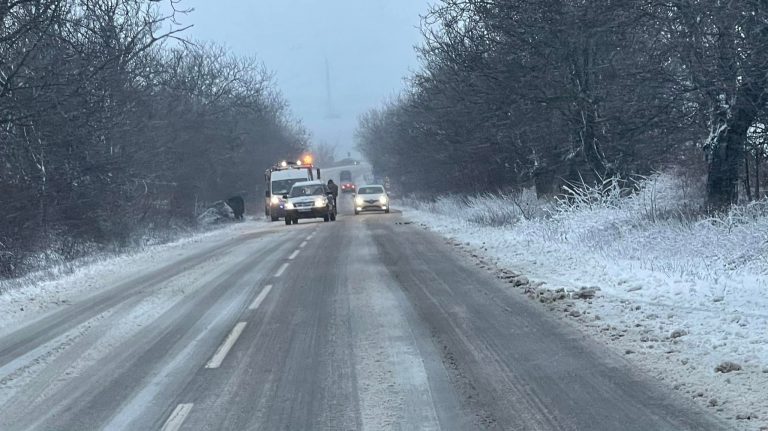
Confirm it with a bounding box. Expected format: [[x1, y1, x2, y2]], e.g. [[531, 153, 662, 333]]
[[0, 230, 272, 368], [0, 227, 306, 430], [370, 217, 730, 431]]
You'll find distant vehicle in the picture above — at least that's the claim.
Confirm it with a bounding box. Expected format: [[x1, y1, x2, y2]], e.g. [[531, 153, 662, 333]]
[[265, 157, 320, 221], [354, 185, 390, 215], [283, 180, 337, 224], [333, 158, 359, 167], [339, 170, 352, 183], [341, 182, 356, 193]]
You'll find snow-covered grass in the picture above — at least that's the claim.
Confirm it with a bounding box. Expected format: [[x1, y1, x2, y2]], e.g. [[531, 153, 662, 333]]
[[0, 218, 266, 335], [0, 219, 244, 297], [403, 173, 768, 430], [406, 173, 768, 284]]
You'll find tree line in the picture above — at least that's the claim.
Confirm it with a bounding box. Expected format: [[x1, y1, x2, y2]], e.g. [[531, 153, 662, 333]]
[[1, 0, 307, 278], [356, 0, 768, 207]]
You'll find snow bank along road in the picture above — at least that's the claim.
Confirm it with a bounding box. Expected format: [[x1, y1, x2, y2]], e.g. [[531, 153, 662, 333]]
[[0, 212, 730, 429]]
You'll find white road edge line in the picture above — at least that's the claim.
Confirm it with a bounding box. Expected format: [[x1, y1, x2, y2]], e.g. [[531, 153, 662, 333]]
[[161, 403, 193, 431], [275, 262, 289, 277], [205, 322, 247, 369], [299, 241, 308, 248], [249, 285, 273, 310], [288, 249, 301, 260]]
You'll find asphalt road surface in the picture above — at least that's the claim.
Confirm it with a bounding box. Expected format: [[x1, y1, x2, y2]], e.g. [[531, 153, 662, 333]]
[[0, 197, 730, 430]]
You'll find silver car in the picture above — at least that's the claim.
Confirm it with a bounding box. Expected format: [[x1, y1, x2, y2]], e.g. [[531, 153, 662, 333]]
[[354, 185, 390, 215], [283, 180, 337, 224]]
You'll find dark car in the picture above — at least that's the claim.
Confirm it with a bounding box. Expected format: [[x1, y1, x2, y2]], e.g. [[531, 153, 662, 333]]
[[339, 170, 352, 183], [341, 182, 356, 193], [283, 180, 337, 225]]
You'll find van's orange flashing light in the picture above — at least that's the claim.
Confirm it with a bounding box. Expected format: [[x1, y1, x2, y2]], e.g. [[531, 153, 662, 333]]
[[302, 154, 313, 165]]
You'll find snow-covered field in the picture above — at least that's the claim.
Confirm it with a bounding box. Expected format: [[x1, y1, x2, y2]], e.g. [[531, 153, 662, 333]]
[[403, 174, 768, 431]]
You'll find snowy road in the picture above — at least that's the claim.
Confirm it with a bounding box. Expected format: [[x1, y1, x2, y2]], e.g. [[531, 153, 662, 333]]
[[0, 203, 730, 430]]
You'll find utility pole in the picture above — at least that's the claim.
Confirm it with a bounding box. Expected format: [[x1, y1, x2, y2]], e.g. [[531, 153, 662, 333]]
[[324, 56, 340, 119]]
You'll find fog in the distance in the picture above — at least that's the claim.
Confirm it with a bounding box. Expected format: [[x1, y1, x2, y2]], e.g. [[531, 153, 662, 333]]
[[166, 0, 428, 157]]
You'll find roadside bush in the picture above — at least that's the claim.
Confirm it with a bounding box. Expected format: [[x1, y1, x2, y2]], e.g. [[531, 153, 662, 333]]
[[406, 172, 768, 280]]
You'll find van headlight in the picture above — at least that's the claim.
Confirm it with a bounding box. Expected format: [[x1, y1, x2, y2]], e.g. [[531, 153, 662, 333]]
[[314, 197, 327, 207], [379, 196, 388, 204], [355, 196, 364, 205], [284, 201, 295, 209], [270, 195, 280, 205]]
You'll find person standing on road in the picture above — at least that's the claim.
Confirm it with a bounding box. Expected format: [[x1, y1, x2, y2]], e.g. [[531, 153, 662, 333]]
[[327, 179, 339, 208]]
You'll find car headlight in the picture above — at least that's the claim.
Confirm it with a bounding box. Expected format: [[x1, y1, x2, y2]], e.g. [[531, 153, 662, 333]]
[[270, 195, 280, 205], [379, 196, 388, 204], [314, 197, 327, 207], [284, 201, 295, 209], [355, 196, 364, 205]]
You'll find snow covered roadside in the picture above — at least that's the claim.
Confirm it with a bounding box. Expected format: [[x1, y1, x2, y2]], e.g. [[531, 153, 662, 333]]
[[402, 175, 768, 431], [0, 218, 272, 337]]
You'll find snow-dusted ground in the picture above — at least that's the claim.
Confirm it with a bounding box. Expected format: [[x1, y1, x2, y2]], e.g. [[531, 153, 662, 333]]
[[0, 218, 271, 338], [403, 174, 768, 431]]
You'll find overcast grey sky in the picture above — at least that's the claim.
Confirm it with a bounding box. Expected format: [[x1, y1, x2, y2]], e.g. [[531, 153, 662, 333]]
[[166, 0, 429, 157]]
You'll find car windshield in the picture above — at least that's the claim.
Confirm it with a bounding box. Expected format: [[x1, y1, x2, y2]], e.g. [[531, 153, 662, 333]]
[[272, 179, 305, 195], [290, 185, 325, 197], [358, 186, 384, 194]]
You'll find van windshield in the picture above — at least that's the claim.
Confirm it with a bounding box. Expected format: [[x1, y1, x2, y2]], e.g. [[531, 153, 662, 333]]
[[272, 179, 305, 195]]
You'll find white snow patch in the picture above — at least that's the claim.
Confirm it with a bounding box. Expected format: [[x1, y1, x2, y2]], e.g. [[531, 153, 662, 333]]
[[0, 218, 272, 337]]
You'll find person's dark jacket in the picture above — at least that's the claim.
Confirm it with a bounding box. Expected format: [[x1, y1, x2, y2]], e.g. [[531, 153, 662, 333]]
[[327, 181, 339, 198]]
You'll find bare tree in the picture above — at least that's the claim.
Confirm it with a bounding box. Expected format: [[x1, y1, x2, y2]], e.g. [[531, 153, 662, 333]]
[[0, 1, 307, 278], [358, 0, 688, 197]]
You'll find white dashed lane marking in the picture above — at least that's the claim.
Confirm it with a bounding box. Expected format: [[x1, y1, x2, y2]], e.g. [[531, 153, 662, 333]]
[[274, 263, 289, 277], [288, 250, 300, 260], [161, 403, 193, 431], [205, 322, 247, 369], [249, 285, 273, 311]]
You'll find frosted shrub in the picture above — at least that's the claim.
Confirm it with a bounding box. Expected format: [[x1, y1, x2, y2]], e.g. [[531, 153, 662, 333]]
[[532, 173, 768, 278], [405, 172, 768, 281], [557, 175, 627, 211], [403, 188, 551, 227]]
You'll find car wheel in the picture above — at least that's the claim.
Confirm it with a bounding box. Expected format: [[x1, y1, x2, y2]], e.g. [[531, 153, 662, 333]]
[[385, 208, 390, 214], [354, 210, 359, 215], [323, 214, 330, 222], [271, 215, 279, 222], [284, 218, 291, 225]]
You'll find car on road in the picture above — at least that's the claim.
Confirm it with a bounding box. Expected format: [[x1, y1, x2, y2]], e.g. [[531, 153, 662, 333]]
[[283, 180, 337, 224], [354, 185, 390, 215], [341, 182, 356, 193], [339, 170, 352, 183], [264, 160, 320, 221]]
